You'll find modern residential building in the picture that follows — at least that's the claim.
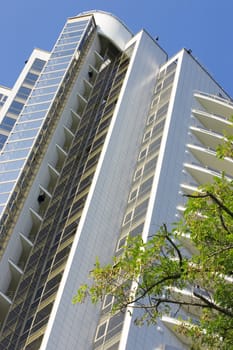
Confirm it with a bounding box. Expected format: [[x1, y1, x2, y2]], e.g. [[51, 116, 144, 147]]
[[0, 10, 232, 350]]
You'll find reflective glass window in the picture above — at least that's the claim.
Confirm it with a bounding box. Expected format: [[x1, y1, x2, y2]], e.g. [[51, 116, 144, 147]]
[[60, 31, 83, 39], [15, 119, 44, 131], [63, 20, 88, 31], [51, 49, 76, 58], [0, 193, 11, 204], [33, 85, 58, 96], [24, 72, 39, 85], [1, 117, 16, 131], [0, 135, 7, 148], [46, 55, 71, 66], [39, 70, 65, 81], [53, 43, 77, 53], [31, 58, 46, 72], [16, 86, 32, 100], [66, 19, 88, 26], [0, 170, 20, 182], [43, 62, 69, 73], [8, 100, 24, 115], [1, 149, 29, 161], [19, 110, 46, 122], [27, 92, 54, 104], [34, 77, 62, 88], [4, 139, 34, 152], [57, 35, 81, 45], [10, 129, 38, 141], [0, 159, 25, 171], [22, 101, 51, 113], [0, 181, 15, 192]]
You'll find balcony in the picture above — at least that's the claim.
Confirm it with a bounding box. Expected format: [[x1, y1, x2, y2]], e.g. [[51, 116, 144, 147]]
[[162, 312, 200, 346], [192, 109, 233, 136], [190, 126, 224, 150], [184, 162, 220, 185], [187, 144, 233, 177], [194, 92, 233, 120], [180, 183, 198, 195]]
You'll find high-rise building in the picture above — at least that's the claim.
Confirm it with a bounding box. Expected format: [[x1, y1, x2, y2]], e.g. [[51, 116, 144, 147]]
[[0, 10, 232, 350]]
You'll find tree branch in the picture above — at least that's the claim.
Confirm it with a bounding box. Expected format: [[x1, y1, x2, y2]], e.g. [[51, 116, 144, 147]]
[[185, 192, 233, 219], [193, 291, 233, 318], [163, 224, 183, 268], [207, 244, 233, 258]]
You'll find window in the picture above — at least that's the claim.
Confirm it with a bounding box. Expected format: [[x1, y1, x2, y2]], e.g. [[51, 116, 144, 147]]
[[165, 60, 177, 75], [106, 342, 120, 350], [144, 156, 158, 174], [143, 130, 151, 142], [151, 97, 159, 108], [139, 177, 153, 196], [0, 135, 7, 148], [16, 86, 32, 100], [155, 82, 162, 93], [95, 321, 108, 340], [8, 101, 24, 115], [123, 211, 133, 225], [103, 295, 114, 309], [134, 199, 149, 219], [31, 58, 46, 72], [148, 136, 162, 154], [117, 236, 127, 250], [129, 189, 138, 202], [24, 72, 39, 85], [129, 223, 144, 237], [147, 114, 155, 125], [134, 167, 143, 180], [0, 93, 7, 106], [156, 102, 169, 120], [163, 72, 175, 89], [138, 148, 147, 160], [158, 69, 166, 80], [108, 312, 124, 332], [1, 116, 16, 131]]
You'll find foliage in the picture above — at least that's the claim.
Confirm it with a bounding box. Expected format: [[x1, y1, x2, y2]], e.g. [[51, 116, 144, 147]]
[[73, 137, 233, 349]]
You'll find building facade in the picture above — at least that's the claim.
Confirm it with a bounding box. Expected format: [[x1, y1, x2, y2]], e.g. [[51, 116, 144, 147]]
[[0, 10, 232, 350]]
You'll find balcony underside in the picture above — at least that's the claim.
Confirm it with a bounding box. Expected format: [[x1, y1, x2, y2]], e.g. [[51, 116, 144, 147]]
[[194, 93, 233, 120], [192, 110, 233, 136], [188, 144, 233, 177]]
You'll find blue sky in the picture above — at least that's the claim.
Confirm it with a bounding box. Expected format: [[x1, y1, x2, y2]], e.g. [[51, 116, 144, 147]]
[[1, 1, 233, 95]]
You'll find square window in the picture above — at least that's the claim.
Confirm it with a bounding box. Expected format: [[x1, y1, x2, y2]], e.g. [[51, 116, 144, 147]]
[[134, 167, 143, 180], [95, 321, 108, 340], [117, 236, 127, 250], [151, 98, 159, 108], [138, 148, 147, 160], [123, 211, 133, 225], [103, 295, 114, 309], [143, 131, 151, 142], [129, 189, 137, 202], [147, 114, 154, 125]]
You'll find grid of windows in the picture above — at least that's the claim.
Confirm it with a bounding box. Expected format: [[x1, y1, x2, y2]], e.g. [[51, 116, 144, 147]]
[[0, 18, 93, 220], [93, 59, 178, 349]]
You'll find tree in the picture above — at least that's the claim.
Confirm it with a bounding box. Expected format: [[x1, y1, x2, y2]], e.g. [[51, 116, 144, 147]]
[[73, 138, 233, 350]]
